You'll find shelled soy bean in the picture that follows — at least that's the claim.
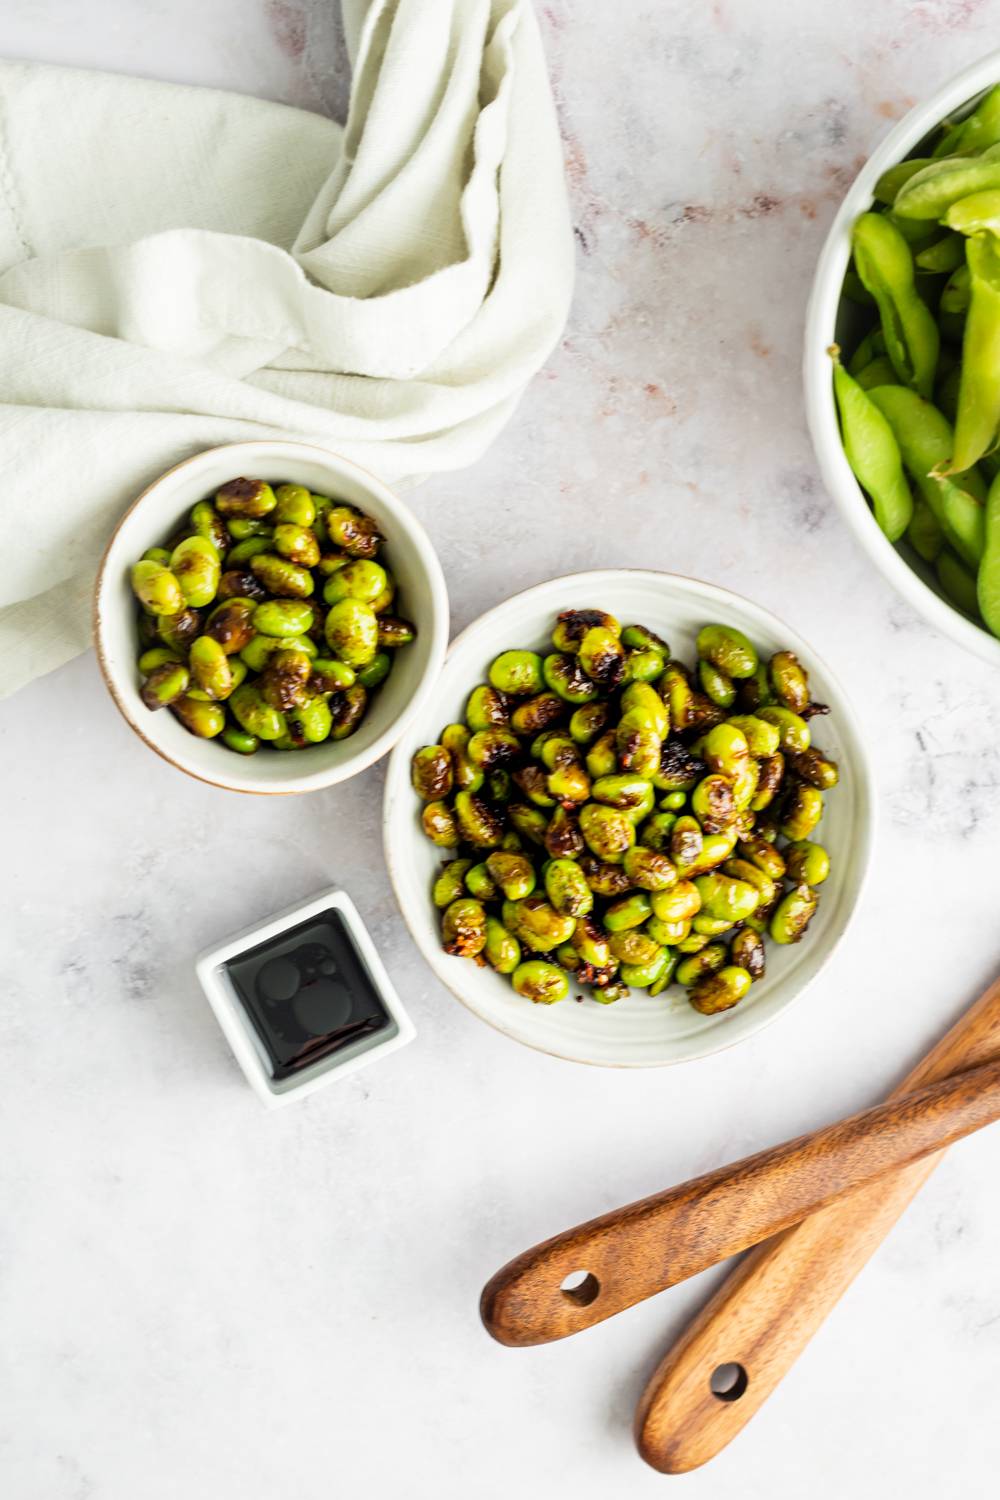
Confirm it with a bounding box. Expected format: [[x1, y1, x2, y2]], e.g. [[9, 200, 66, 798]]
[[129, 478, 415, 753], [411, 610, 837, 1016], [833, 82, 1000, 637]]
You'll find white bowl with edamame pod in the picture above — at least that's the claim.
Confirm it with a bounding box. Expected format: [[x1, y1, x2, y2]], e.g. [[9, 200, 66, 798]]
[[805, 49, 1000, 666], [94, 440, 449, 794], [382, 570, 874, 1068]]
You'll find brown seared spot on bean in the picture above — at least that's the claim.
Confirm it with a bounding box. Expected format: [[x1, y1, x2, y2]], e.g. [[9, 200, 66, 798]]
[[787, 746, 839, 790], [217, 568, 268, 602], [670, 816, 703, 866], [683, 692, 727, 735], [327, 506, 382, 559], [658, 738, 705, 789], [157, 606, 203, 652], [411, 745, 454, 801], [555, 608, 616, 648], [259, 649, 312, 711], [801, 700, 831, 720], [755, 752, 785, 799], [513, 764, 554, 804], [544, 805, 584, 859], [329, 685, 368, 739], [205, 600, 256, 653], [694, 773, 736, 833], [730, 927, 766, 979], [215, 477, 275, 518], [510, 692, 565, 736], [584, 638, 625, 689], [578, 854, 632, 896]]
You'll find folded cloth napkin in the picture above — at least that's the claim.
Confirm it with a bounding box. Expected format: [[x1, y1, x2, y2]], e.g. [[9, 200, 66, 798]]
[[0, 0, 573, 699]]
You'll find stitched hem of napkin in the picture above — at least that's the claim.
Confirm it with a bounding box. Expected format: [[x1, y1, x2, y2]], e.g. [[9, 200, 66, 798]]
[[0, 92, 30, 260]]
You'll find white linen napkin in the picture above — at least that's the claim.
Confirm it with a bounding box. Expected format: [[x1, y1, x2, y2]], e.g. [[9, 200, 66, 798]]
[[0, 0, 572, 698]]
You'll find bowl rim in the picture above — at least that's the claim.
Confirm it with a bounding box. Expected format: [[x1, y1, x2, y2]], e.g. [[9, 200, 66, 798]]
[[382, 566, 876, 1068], [804, 48, 1000, 667], [93, 439, 450, 795]]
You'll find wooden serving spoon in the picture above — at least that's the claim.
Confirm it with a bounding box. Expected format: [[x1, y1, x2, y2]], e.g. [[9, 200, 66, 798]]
[[634, 971, 1000, 1472], [482, 982, 1000, 1353]]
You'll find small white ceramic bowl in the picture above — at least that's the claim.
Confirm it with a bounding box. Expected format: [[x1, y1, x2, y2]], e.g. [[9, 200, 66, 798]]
[[94, 441, 449, 794], [383, 570, 874, 1068], [805, 50, 1000, 667]]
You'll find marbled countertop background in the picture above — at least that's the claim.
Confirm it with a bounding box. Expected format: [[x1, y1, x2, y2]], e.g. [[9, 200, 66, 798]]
[[3, 2, 1000, 1495]]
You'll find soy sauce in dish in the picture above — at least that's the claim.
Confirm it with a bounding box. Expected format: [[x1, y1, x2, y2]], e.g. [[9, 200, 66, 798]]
[[225, 911, 389, 1079]]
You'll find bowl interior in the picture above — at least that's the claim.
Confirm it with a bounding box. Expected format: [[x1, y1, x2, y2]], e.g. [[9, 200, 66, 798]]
[[804, 56, 1000, 666], [96, 442, 448, 794], [384, 570, 874, 1067]]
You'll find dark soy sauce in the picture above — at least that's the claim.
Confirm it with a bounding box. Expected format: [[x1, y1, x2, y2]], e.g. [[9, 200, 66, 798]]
[[225, 911, 390, 1080]]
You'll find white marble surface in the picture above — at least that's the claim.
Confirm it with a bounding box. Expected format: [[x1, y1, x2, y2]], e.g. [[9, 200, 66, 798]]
[[3, 2, 1000, 1495]]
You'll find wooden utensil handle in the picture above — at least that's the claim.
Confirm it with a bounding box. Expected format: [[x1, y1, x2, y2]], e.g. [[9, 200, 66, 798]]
[[481, 1054, 1000, 1347], [635, 973, 1000, 1473]]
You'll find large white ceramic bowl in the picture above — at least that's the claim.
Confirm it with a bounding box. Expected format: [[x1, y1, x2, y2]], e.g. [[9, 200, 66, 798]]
[[383, 570, 874, 1067], [805, 50, 1000, 667], [94, 441, 449, 794]]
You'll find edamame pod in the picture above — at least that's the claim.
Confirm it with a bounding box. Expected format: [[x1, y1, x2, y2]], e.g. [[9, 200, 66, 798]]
[[831, 347, 913, 541], [851, 214, 938, 396]]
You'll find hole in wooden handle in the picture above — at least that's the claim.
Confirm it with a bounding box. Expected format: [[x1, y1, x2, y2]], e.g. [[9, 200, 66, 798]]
[[709, 1362, 749, 1402], [560, 1270, 600, 1306]]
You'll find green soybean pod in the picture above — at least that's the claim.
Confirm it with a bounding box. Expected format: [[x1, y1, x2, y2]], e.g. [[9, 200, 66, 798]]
[[977, 471, 1000, 636], [952, 232, 1000, 472], [906, 496, 945, 562], [830, 349, 913, 541], [867, 384, 986, 566], [854, 356, 899, 391], [914, 233, 965, 274], [873, 157, 934, 206], [945, 188, 1000, 238], [945, 84, 1000, 155], [851, 213, 938, 397], [894, 151, 1000, 221]]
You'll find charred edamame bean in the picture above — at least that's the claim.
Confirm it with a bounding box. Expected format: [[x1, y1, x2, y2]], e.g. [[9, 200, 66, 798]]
[[512, 961, 569, 1005]]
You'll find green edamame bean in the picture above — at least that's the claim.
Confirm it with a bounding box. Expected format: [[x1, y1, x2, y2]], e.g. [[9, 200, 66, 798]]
[[700, 723, 749, 777], [579, 854, 632, 897], [724, 713, 781, 758], [650, 880, 701, 923], [512, 961, 568, 1005], [239, 634, 287, 673], [751, 752, 785, 811], [189, 501, 229, 552], [189, 635, 234, 701], [786, 748, 839, 790], [507, 802, 548, 846], [486, 851, 537, 901], [224, 536, 272, 568], [608, 930, 662, 967], [622, 846, 677, 891], [689, 965, 753, 1015], [157, 607, 202, 654], [442, 898, 488, 958], [780, 782, 824, 840], [785, 840, 831, 886], [357, 652, 391, 690], [767, 652, 809, 714], [509, 693, 564, 737], [141, 546, 172, 566], [619, 947, 672, 990], [551, 609, 621, 653], [229, 683, 286, 741], [576, 624, 626, 689], [696, 623, 758, 680], [286, 694, 332, 744], [489, 650, 544, 696], [544, 805, 584, 859], [138, 646, 180, 674], [698, 659, 736, 708], [171, 694, 225, 738], [466, 685, 511, 732], [952, 232, 1000, 472], [250, 552, 315, 599], [215, 478, 276, 518], [484, 917, 521, 974], [504, 897, 576, 953], [643, 915, 691, 946], [757, 706, 811, 753], [571, 915, 612, 968], [271, 522, 320, 569], [468, 729, 522, 772], [722, 857, 777, 912], [273, 484, 316, 526], [591, 773, 652, 812], [544, 858, 594, 918], [139, 660, 189, 709], [543, 653, 599, 705], [422, 801, 460, 848], [204, 599, 257, 654], [465, 863, 499, 901], [769, 885, 819, 945], [579, 803, 635, 864], [222, 725, 260, 755], [622, 647, 666, 684], [604, 892, 653, 932], [691, 774, 737, 834], [730, 927, 766, 980], [323, 559, 387, 606], [453, 790, 505, 849], [251, 599, 315, 639], [978, 470, 1000, 636], [433, 860, 474, 908], [867, 385, 986, 566], [675, 944, 727, 988], [830, 348, 913, 541], [131, 560, 184, 616], [737, 835, 787, 881], [310, 657, 356, 693], [225, 517, 271, 541], [440, 724, 483, 792], [568, 701, 609, 744], [322, 505, 382, 559], [323, 597, 378, 666], [693, 872, 759, 925]]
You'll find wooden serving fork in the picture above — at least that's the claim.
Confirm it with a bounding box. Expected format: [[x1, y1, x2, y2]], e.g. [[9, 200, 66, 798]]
[[481, 975, 1000, 1469]]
